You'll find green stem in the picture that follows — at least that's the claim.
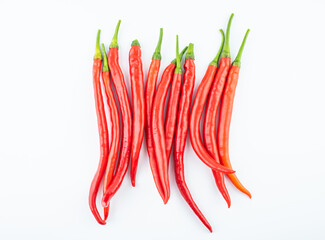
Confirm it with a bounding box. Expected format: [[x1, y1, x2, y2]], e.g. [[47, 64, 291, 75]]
[[171, 46, 188, 64], [101, 44, 109, 72], [131, 39, 140, 47], [94, 30, 102, 60], [185, 43, 194, 59], [220, 13, 234, 58], [109, 20, 121, 49], [233, 29, 250, 67], [152, 28, 163, 60], [210, 29, 225, 66], [175, 35, 182, 73]]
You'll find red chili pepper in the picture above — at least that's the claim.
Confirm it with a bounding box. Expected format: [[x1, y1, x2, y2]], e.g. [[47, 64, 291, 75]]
[[165, 37, 184, 162], [217, 29, 251, 198], [189, 30, 235, 174], [89, 30, 107, 225], [151, 37, 187, 203], [174, 43, 212, 232], [101, 44, 121, 220], [145, 29, 165, 201], [129, 39, 145, 187], [102, 20, 132, 207], [203, 14, 233, 207]]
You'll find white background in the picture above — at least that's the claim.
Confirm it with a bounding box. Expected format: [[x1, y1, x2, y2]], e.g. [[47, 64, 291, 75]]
[[0, 0, 324, 239]]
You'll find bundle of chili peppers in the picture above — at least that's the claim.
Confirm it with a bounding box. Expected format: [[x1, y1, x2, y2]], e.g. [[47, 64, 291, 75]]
[[89, 14, 251, 231]]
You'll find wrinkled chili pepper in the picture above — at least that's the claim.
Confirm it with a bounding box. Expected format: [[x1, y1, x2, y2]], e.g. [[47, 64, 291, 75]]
[[89, 30, 107, 225], [129, 39, 145, 187], [203, 14, 233, 207], [174, 43, 212, 232], [217, 29, 251, 198], [165, 37, 184, 162], [102, 20, 132, 207], [189, 30, 235, 174], [101, 44, 121, 220], [145, 29, 165, 201], [151, 37, 187, 203]]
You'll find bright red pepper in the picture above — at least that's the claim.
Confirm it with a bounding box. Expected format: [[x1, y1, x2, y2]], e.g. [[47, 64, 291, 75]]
[[102, 20, 132, 207], [203, 14, 233, 207], [217, 29, 251, 198], [174, 43, 212, 232], [151, 37, 187, 204], [89, 30, 107, 225], [129, 39, 145, 187], [165, 37, 184, 162], [145, 29, 165, 201], [189, 30, 235, 174], [101, 44, 121, 220]]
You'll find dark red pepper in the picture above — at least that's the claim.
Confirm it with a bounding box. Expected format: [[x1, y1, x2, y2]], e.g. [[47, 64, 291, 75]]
[[174, 43, 212, 232], [151, 37, 187, 203]]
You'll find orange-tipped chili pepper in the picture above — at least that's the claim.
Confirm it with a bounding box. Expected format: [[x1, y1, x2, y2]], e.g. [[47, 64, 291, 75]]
[[145, 29, 165, 201], [174, 44, 212, 232], [217, 29, 251, 198], [102, 20, 132, 207], [101, 44, 121, 220], [151, 37, 187, 204], [165, 37, 184, 162], [189, 30, 235, 174], [203, 14, 233, 207], [89, 30, 107, 225], [129, 39, 145, 187]]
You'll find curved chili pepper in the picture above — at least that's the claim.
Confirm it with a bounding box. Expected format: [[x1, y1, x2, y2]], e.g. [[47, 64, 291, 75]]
[[203, 14, 233, 207], [151, 38, 187, 204], [129, 39, 145, 187], [189, 30, 235, 174], [217, 29, 251, 198], [89, 30, 107, 225], [102, 20, 132, 207], [145, 29, 165, 201], [101, 44, 121, 220], [174, 44, 212, 232], [165, 37, 184, 162]]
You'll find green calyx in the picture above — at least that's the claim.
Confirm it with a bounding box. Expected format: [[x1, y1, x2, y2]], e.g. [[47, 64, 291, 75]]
[[175, 35, 182, 74], [233, 29, 250, 67], [220, 13, 234, 58], [131, 39, 140, 47], [94, 30, 102, 60], [101, 44, 109, 72], [185, 43, 194, 59], [152, 28, 163, 60], [210, 29, 225, 66], [109, 20, 121, 49], [171, 46, 188, 64]]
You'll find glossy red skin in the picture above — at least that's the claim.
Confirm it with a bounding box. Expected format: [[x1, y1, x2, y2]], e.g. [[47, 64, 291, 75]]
[[189, 65, 235, 174], [145, 59, 165, 201], [217, 65, 251, 198], [101, 70, 121, 220], [102, 48, 132, 206], [151, 63, 176, 203], [89, 59, 107, 225], [203, 57, 231, 207], [165, 71, 183, 162], [174, 59, 212, 232], [129, 45, 145, 187]]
